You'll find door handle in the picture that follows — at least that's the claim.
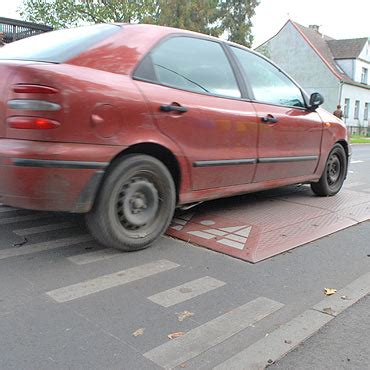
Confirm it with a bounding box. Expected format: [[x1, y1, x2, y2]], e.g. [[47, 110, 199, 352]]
[[261, 115, 278, 124], [160, 104, 188, 113]]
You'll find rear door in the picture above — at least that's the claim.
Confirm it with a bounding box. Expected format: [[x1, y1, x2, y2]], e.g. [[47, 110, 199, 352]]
[[230, 46, 323, 183], [134, 36, 258, 191]]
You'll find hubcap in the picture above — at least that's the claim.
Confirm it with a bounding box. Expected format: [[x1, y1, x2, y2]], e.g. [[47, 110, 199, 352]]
[[116, 177, 159, 230], [327, 154, 341, 185]]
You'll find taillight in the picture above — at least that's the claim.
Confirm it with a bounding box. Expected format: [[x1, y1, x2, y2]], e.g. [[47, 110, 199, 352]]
[[7, 117, 60, 130], [13, 84, 58, 94]]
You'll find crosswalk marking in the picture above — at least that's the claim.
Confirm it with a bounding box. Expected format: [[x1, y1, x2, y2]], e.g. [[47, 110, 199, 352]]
[[0, 213, 50, 225], [67, 248, 123, 265], [214, 309, 331, 370], [0, 235, 93, 260], [13, 222, 74, 236], [344, 181, 366, 188], [46, 260, 180, 303], [143, 297, 284, 369], [215, 272, 370, 370], [147, 276, 226, 307]]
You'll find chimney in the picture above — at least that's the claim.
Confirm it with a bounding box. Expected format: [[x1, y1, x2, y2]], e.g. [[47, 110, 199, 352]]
[[309, 25, 320, 33]]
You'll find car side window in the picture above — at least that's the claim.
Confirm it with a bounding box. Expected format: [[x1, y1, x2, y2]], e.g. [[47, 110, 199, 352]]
[[136, 36, 241, 99], [231, 46, 305, 108]]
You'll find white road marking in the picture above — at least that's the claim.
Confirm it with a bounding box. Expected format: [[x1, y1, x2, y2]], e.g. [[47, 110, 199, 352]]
[[350, 160, 364, 164], [214, 271, 370, 370], [0, 235, 93, 260], [172, 218, 187, 225], [46, 260, 179, 303], [188, 230, 215, 240], [147, 276, 226, 307], [214, 310, 331, 370], [0, 213, 50, 225], [67, 248, 123, 265], [312, 271, 370, 317], [219, 226, 246, 233], [224, 234, 248, 243], [206, 229, 227, 236], [218, 238, 245, 250], [143, 297, 284, 369], [344, 181, 366, 188], [13, 222, 74, 236], [235, 226, 252, 238], [188, 225, 252, 250]]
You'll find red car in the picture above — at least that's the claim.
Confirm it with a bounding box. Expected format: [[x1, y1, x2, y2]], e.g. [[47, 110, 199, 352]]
[[0, 24, 349, 251]]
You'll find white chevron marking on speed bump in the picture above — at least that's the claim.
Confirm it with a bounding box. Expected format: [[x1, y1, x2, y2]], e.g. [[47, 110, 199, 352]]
[[188, 225, 252, 250], [170, 212, 195, 231]]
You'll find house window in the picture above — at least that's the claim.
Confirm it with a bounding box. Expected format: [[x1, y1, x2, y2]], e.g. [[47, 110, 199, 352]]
[[344, 98, 350, 118], [365, 103, 369, 121], [354, 100, 360, 119], [361, 68, 368, 84]]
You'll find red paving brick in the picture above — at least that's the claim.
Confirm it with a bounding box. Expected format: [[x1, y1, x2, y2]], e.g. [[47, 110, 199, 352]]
[[166, 186, 370, 263]]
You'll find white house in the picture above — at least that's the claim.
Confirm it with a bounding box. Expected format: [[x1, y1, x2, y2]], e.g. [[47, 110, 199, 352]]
[[256, 20, 370, 129]]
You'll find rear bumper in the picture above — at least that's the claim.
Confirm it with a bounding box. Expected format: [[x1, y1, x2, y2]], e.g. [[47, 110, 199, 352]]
[[0, 139, 122, 212]]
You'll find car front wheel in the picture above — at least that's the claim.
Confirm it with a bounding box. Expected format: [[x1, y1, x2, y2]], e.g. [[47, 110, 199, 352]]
[[86, 154, 176, 251], [311, 144, 347, 196]]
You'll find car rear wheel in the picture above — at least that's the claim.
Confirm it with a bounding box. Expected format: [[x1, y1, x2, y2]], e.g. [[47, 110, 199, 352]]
[[311, 144, 347, 196], [86, 154, 176, 251]]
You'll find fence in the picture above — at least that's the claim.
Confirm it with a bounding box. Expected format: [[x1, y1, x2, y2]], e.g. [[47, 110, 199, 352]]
[[347, 126, 369, 136], [0, 17, 52, 44]]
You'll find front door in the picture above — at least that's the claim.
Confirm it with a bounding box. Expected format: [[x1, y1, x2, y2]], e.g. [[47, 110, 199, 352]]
[[134, 36, 258, 190], [230, 46, 323, 182]]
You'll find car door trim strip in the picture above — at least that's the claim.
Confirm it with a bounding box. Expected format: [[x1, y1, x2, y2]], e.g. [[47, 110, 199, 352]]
[[11, 158, 109, 170], [193, 156, 318, 167], [193, 159, 257, 167], [258, 155, 318, 163]]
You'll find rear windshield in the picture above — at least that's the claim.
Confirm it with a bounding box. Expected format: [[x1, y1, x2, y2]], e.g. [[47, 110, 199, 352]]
[[0, 24, 121, 63]]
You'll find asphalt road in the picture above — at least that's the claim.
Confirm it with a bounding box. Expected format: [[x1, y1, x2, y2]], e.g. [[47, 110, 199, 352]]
[[0, 144, 369, 370]]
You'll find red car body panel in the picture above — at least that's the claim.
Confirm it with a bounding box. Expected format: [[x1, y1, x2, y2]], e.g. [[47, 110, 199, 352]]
[[0, 25, 349, 212]]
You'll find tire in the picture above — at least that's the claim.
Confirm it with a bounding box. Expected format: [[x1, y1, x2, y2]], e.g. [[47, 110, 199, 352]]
[[86, 154, 176, 251], [311, 144, 347, 196]]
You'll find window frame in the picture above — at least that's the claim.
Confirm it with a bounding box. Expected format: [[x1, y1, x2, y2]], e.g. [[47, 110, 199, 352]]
[[132, 33, 247, 101], [344, 98, 350, 118], [364, 102, 369, 121], [354, 100, 360, 119], [226, 43, 309, 110]]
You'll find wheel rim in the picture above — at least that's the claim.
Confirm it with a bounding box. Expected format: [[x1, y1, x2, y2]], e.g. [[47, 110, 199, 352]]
[[326, 153, 341, 186], [116, 177, 159, 231]]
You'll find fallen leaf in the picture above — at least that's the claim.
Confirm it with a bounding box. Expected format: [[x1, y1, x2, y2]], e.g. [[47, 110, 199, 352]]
[[180, 364, 187, 368], [177, 311, 194, 322], [341, 295, 351, 300], [324, 288, 337, 296], [168, 332, 186, 340], [132, 328, 144, 337]]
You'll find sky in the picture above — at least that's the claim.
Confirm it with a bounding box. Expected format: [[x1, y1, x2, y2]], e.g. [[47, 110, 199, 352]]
[[0, 0, 369, 47]]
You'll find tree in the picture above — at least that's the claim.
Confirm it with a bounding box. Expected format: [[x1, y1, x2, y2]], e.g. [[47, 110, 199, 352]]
[[219, 0, 260, 47], [20, 0, 260, 47], [19, 0, 159, 29], [155, 0, 222, 37]]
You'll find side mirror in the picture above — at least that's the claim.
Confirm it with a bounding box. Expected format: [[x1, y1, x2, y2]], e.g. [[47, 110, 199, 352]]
[[309, 92, 324, 110]]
